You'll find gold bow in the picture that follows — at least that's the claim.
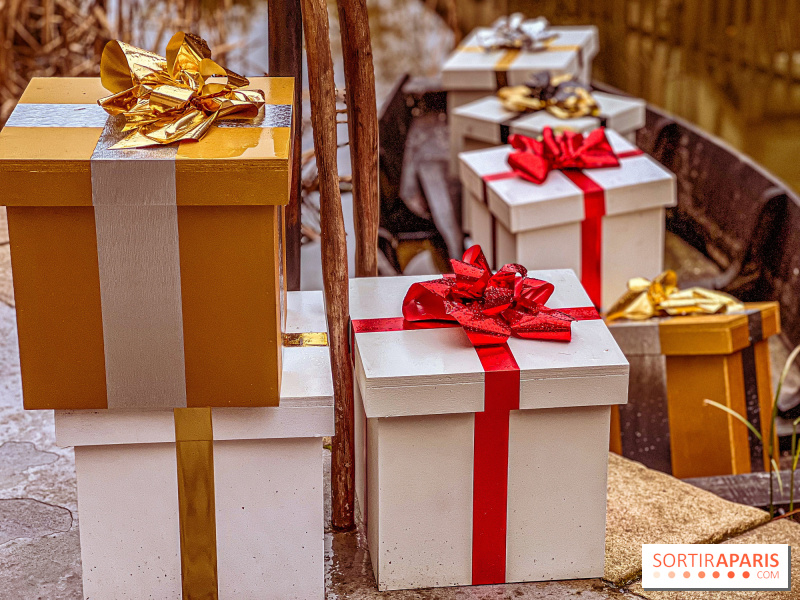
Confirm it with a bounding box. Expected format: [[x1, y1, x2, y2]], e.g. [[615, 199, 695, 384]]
[[605, 270, 745, 322], [98, 32, 265, 149], [497, 74, 599, 119]]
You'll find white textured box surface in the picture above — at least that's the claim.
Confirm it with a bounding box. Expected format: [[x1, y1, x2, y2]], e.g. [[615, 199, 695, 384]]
[[56, 290, 332, 599], [442, 26, 599, 91], [350, 272, 628, 419], [350, 273, 625, 590]]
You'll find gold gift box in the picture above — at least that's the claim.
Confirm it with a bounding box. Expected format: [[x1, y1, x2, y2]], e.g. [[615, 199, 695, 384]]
[[0, 77, 293, 410], [608, 302, 780, 478]]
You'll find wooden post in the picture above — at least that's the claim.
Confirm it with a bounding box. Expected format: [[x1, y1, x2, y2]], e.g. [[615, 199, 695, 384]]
[[300, 0, 356, 530], [269, 0, 303, 291], [337, 0, 379, 278]]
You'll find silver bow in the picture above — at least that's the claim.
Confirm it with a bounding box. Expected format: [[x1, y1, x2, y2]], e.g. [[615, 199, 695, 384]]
[[475, 13, 553, 51]]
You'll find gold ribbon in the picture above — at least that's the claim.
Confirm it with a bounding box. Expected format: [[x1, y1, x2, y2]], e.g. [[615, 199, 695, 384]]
[[282, 332, 329, 347], [98, 32, 265, 149], [459, 39, 582, 77], [605, 270, 745, 322], [174, 407, 218, 600], [497, 73, 599, 119]]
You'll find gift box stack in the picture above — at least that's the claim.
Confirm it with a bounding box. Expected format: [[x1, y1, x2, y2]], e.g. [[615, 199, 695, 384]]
[[0, 34, 332, 599], [443, 13, 649, 237], [448, 11, 781, 490]]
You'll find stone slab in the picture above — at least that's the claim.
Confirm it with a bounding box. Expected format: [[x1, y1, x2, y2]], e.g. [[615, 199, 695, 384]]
[[630, 518, 800, 599], [604, 453, 770, 585]]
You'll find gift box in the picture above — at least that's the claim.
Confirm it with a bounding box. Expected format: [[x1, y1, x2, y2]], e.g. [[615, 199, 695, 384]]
[[450, 92, 646, 174], [459, 129, 676, 310], [608, 302, 780, 478], [55, 290, 332, 600], [350, 264, 628, 591], [442, 25, 599, 112], [0, 76, 293, 409]]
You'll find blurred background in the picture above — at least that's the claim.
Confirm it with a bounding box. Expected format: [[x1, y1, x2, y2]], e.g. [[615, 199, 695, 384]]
[[1, 0, 798, 191]]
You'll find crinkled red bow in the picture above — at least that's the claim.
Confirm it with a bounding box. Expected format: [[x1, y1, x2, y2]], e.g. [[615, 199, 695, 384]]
[[402, 246, 576, 346], [507, 127, 620, 184]]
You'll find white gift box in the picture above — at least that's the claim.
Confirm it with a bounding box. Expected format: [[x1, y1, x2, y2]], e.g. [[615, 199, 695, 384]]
[[442, 25, 599, 111], [350, 272, 628, 591], [450, 92, 646, 174], [459, 130, 676, 310], [55, 291, 333, 600]]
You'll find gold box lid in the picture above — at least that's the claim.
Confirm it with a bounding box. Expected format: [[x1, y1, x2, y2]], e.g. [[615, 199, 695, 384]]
[[0, 77, 293, 206]]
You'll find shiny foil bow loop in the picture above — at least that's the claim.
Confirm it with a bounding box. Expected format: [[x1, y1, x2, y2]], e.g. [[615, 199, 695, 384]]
[[605, 270, 746, 322], [402, 246, 575, 346], [498, 72, 599, 119], [475, 13, 554, 51], [507, 127, 620, 184], [98, 32, 266, 149]]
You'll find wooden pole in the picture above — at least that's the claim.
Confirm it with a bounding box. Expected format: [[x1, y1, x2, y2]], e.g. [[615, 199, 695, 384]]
[[300, 0, 356, 530], [269, 0, 303, 291], [337, 0, 379, 278]]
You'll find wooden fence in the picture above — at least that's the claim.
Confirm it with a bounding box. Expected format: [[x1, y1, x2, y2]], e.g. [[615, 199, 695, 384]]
[[450, 0, 800, 122]]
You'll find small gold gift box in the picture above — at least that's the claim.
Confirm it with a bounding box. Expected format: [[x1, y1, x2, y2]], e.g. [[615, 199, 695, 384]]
[[0, 76, 293, 410], [608, 302, 780, 478]]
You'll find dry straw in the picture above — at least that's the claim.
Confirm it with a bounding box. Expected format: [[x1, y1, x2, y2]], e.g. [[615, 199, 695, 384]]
[[0, 0, 258, 126]]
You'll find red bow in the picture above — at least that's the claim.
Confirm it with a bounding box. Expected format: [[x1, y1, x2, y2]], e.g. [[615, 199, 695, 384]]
[[507, 127, 620, 184], [402, 246, 576, 346]]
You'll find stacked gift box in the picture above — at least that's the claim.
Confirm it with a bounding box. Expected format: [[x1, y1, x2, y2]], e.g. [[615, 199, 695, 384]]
[[0, 35, 332, 599], [442, 14, 599, 111], [606, 273, 781, 478], [350, 250, 628, 590], [458, 128, 676, 311]]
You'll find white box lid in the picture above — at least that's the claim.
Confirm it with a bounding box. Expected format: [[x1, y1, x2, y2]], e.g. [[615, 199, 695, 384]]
[[442, 26, 598, 91], [452, 92, 646, 144], [55, 291, 334, 447], [458, 129, 676, 233], [350, 272, 628, 419]]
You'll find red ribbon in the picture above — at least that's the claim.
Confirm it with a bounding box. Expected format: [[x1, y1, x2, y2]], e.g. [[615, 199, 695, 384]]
[[479, 127, 643, 307], [351, 247, 600, 585], [507, 127, 621, 184]]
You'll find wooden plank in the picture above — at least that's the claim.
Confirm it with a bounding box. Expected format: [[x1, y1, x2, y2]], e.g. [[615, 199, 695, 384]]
[[269, 0, 303, 291], [685, 471, 800, 509]]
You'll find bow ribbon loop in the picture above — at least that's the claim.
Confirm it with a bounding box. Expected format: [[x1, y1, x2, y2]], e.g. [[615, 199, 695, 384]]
[[507, 127, 620, 184], [98, 32, 265, 149], [605, 270, 746, 321], [402, 246, 574, 346], [475, 12, 554, 51], [497, 72, 599, 119]]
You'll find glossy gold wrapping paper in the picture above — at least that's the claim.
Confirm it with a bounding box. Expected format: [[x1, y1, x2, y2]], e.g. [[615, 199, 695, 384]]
[[497, 74, 600, 119], [99, 32, 265, 149], [605, 270, 745, 322]]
